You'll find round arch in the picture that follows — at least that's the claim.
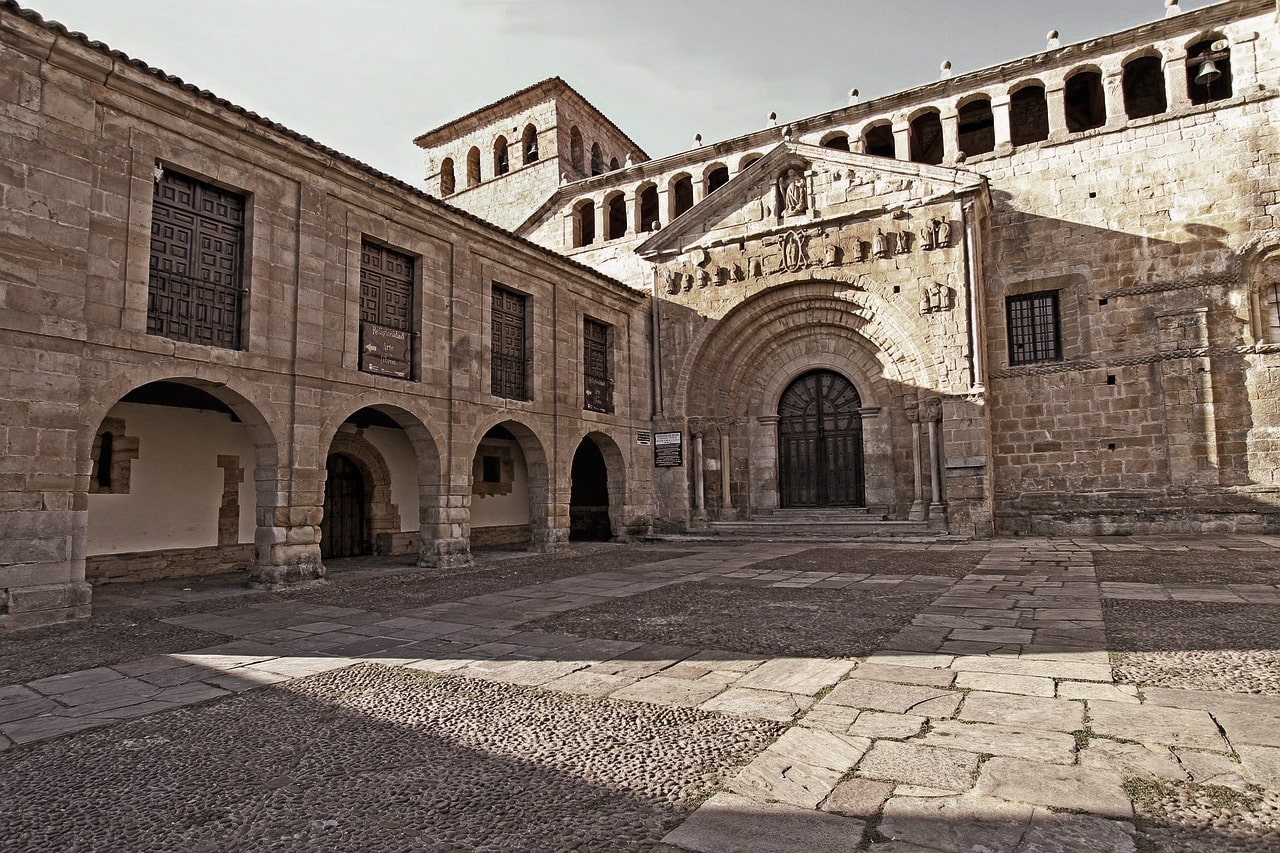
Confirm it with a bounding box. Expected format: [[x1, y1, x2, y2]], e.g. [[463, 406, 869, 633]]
[[467, 416, 557, 551]]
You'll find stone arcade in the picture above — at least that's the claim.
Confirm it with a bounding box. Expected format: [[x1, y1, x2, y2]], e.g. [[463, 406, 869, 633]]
[[2, 0, 1280, 627]]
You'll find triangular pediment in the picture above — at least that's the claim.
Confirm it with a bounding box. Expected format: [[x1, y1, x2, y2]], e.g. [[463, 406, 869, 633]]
[[634, 141, 986, 261]]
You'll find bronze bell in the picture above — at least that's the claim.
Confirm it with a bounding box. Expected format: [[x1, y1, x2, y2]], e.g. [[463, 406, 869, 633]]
[[1194, 57, 1221, 87]]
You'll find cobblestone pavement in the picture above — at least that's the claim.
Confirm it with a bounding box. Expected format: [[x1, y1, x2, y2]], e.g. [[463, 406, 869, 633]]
[[1, 536, 1279, 851]]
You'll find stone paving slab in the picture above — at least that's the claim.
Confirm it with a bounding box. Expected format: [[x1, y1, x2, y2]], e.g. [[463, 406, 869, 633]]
[[820, 778, 894, 817], [954, 671, 1056, 697], [660, 792, 863, 853], [856, 741, 980, 791], [697, 687, 812, 722], [734, 657, 856, 695], [975, 757, 1133, 818], [918, 720, 1078, 764], [877, 793, 1035, 852], [821, 680, 962, 717], [958, 691, 1085, 733], [847, 661, 956, 688], [1087, 699, 1229, 752], [610, 675, 726, 708], [1237, 743, 1280, 789], [948, 654, 1112, 682]]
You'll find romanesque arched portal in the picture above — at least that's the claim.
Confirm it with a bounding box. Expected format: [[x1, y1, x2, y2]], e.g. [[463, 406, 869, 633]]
[[777, 370, 865, 507]]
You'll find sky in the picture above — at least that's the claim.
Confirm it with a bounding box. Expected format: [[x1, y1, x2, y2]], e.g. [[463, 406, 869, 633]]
[[24, 0, 1223, 186]]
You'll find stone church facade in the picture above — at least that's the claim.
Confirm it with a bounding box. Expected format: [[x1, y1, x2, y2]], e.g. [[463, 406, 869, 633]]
[[2, 0, 1279, 627]]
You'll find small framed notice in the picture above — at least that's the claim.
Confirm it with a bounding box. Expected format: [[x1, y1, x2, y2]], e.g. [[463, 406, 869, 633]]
[[636, 430, 652, 446], [653, 431, 683, 467]]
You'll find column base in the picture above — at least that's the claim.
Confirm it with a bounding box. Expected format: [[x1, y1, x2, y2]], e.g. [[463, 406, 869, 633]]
[[0, 581, 92, 630], [909, 500, 928, 521], [927, 504, 949, 531]]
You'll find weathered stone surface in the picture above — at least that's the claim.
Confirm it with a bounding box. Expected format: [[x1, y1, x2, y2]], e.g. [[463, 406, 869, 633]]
[[735, 657, 856, 695], [1018, 811, 1136, 853], [848, 661, 957, 688], [1087, 700, 1228, 752], [822, 680, 961, 717], [856, 741, 979, 791], [974, 757, 1133, 818], [954, 671, 1056, 697], [698, 686, 812, 721], [610, 674, 727, 708], [821, 778, 894, 817], [662, 792, 864, 852], [959, 690, 1084, 733], [1237, 743, 1280, 789], [919, 720, 1078, 764], [876, 794, 1034, 852]]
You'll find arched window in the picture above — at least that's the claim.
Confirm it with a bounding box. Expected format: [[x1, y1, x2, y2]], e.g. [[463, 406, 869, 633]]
[[95, 431, 113, 490], [706, 165, 729, 194], [909, 110, 944, 164], [638, 184, 660, 232], [605, 192, 627, 240], [1010, 85, 1049, 146], [738, 153, 763, 170], [957, 98, 995, 157], [609, 156, 620, 171], [573, 199, 595, 248], [522, 124, 538, 164], [821, 133, 850, 151], [670, 174, 693, 219], [1187, 36, 1232, 105], [590, 143, 603, 176], [494, 135, 510, 176], [1264, 280, 1280, 344], [1123, 55, 1168, 120], [439, 157, 455, 196], [863, 123, 895, 158], [467, 146, 481, 187], [570, 126, 584, 173], [1064, 70, 1106, 133]]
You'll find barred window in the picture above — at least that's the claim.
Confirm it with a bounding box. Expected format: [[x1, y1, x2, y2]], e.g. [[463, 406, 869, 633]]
[[584, 318, 612, 414], [1266, 282, 1280, 342], [1007, 290, 1061, 365], [492, 285, 529, 400], [148, 169, 245, 349], [359, 241, 414, 379]]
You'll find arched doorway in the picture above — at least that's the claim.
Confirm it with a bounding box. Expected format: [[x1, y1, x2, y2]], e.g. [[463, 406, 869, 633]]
[[778, 370, 865, 507], [322, 453, 369, 558], [570, 438, 611, 541]]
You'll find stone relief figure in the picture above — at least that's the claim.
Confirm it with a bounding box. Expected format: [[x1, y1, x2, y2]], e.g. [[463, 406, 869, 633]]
[[897, 229, 912, 255], [665, 269, 682, 294], [778, 169, 807, 216], [779, 230, 811, 272], [919, 281, 953, 314], [919, 223, 936, 251], [935, 218, 952, 248], [850, 240, 868, 262], [873, 228, 891, 259], [921, 396, 943, 423], [823, 244, 841, 268]]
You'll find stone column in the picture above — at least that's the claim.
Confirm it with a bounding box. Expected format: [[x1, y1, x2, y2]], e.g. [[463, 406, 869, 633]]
[[419, 491, 472, 569], [963, 203, 985, 391], [691, 431, 708, 528], [991, 93, 1013, 154], [923, 398, 948, 530], [892, 117, 911, 161], [1045, 84, 1068, 141], [593, 197, 606, 246], [940, 107, 960, 165], [720, 429, 737, 520], [623, 190, 637, 237], [908, 404, 927, 521], [251, 502, 325, 589], [1103, 68, 1127, 129], [1165, 49, 1192, 111]]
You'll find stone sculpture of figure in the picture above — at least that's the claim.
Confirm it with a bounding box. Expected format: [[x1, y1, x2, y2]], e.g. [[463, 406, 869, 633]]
[[873, 228, 890, 259], [921, 396, 943, 423], [919, 281, 952, 314], [665, 269, 682, 294], [935, 218, 952, 248], [823, 244, 841, 268], [897, 229, 912, 254], [919, 224, 936, 251], [779, 169, 806, 215]]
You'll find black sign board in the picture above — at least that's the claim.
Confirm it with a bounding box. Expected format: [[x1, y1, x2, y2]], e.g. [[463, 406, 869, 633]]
[[361, 322, 411, 379], [653, 431, 683, 467]]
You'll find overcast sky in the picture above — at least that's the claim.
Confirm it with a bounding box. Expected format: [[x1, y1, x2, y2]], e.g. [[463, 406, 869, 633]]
[[26, 0, 1221, 186]]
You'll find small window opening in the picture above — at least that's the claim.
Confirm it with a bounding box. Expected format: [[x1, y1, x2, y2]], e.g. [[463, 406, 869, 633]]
[[706, 166, 729, 194], [609, 156, 620, 171], [671, 175, 694, 219], [1010, 85, 1050, 146], [1106, 374, 1116, 385], [1265, 281, 1280, 343], [466, 146, 481, 187], [439, 157, 456, 196], [1064, 71, 1106, 133], [574, 200, 595, 248], [909, 111, 944, 164], [522, 124, 538, 164], [482, 455, 502, 483], [96, 432, 114, 490], [863, 123, 896, 158], [1099, 298, 1108, 306], [822, 133, 850, 151], [738, 154, 763, 170], [590, 143, 603, 176], [1108, 442, 1117, 451], [494, 136, 510, 176], [1007, 290, 1062, 365], [1187, 37, 1233, 105], [1123, 56, 1168, 120], [639, 185, 660, 231], [605, 194, 627, 240], [569, 126, 584, 173], [957, 99, 995, 157]]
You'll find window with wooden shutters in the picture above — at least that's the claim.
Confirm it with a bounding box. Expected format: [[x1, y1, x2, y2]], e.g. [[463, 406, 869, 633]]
[[492, 285, 529, 400], [583, 318, 612, 413], [148, 169, 245, 349], [1007, 290, 1061, 365], [359, 241, 414, 379]]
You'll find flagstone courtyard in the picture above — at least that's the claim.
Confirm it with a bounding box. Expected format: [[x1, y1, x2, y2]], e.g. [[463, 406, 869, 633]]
[[2, 537, 1279, 852]]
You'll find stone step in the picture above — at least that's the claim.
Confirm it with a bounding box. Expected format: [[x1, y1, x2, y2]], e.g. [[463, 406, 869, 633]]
[[707, 519, 933, 540]]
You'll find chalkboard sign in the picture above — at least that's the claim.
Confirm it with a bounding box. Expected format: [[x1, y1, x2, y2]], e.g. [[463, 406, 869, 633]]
[[654, 431, 683, 467]]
